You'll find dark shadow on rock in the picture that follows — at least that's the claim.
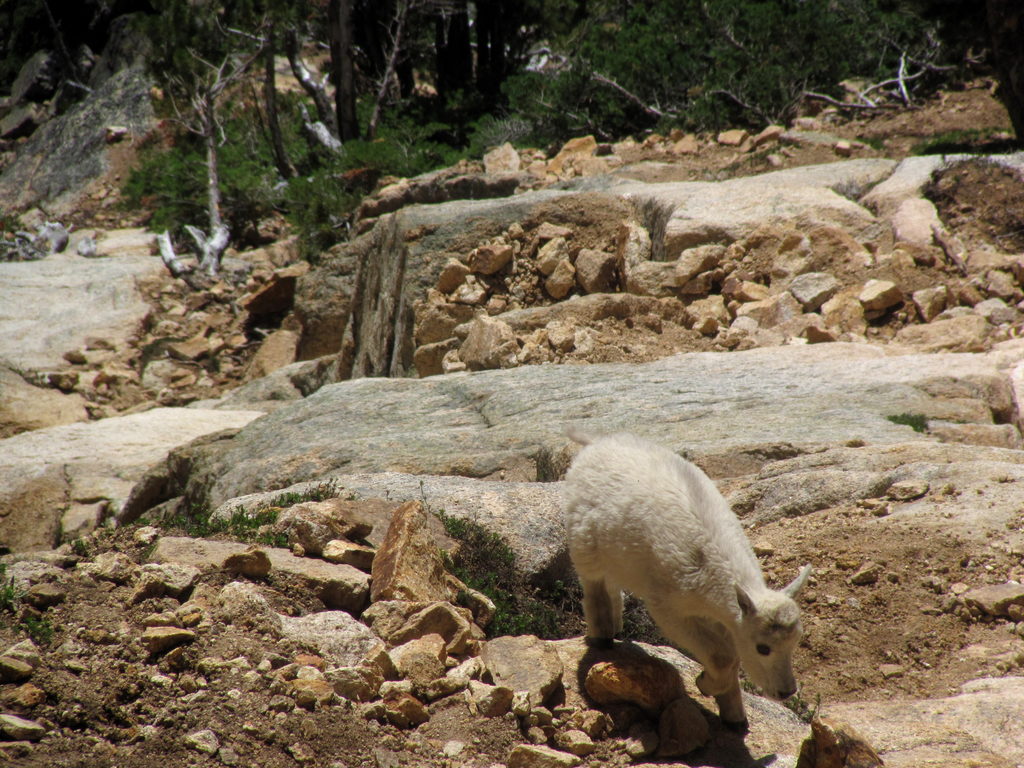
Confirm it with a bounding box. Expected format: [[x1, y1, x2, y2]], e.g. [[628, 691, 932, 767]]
[[572, 639, 777, 768]]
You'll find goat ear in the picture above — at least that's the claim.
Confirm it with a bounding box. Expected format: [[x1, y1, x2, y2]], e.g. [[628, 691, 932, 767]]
[[735, 584, 756, 617], [783, 564, 812, 597]]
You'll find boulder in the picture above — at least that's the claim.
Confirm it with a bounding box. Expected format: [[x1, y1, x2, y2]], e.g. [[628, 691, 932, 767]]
[[0, 65, 155, 214], [574, 249, 617, 293], [0, 364, 87, 438], [459, 316, 518, 371], [483, 142, 521, 174], [9, 50, 60, 104], [370, 501, 459, 604], [0, 251, 165, 372], [0, 408, 261, 552], [480, 635, 564, 705], [788, 272, 840, 312]]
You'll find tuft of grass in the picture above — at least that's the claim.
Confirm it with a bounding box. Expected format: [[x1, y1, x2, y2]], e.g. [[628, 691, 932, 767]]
[[0, 564, 20, 613], [438, 511, 577, 639], [20, 615, 54, 645], [886, 413, 929, 433], [157, 481, 341, 547]]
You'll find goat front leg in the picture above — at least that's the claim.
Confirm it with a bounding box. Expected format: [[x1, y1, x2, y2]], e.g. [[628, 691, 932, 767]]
[[581, 578, 622, 648]]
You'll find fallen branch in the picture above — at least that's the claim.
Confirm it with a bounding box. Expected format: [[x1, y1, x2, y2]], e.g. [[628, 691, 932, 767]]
[[157, 231, 205, 289], [591, 72, 666, 120], [803, 91, 902, 111]]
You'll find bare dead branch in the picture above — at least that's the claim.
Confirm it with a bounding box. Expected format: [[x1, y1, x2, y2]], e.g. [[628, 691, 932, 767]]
[[591, 72, 666, 119], [803, 91, 902, 111], [284, 29, 339, 139]]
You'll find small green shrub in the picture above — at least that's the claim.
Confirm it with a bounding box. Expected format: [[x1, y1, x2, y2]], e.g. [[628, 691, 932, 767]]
[[20, 615, 54, 645], [0, 564, 21, 613], [887, 413, 929, 433]]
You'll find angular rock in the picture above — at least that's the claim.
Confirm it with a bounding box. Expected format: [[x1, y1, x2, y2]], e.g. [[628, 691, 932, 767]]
[[469, 244, 514, 276], [322, 539, 375, 571], [974, 298, 1018, 325], [545, 259, 576, 299], [279, 611, 384, 667], [483, 143, 521, 174], [536, 223, 573, 241], [849, 562, 883, 586], [481, 635, 564, 705], [184, 729, 220, 755], [132, 563, 199, 602], [911, 286, 948, 323], [81, 552, 139, 584], [796, 717, 883, 768], [222, 547, 272, 579], [0, 656, 33, 683], [658, 696, 711, 757], [326, 664, 383, 702], [890, 197, 941, 247], [858, 279, 903, 312], [555, 729, 597, 757], [150, 537, 369, 613], [962, 582, 1024, 618], [0, 714, 45, 742], [507, 744, 581, 768], [388, 602, 482, 655], [273, 502, 357, 557], [585, 656, 685, 714], [436, 258, 471, 294], [244, 329, 298, 381], [894, 315, 990, 353], [383, 691, 430, 727], [388, 633, 447, 691], [216, 581, 281, 632], [574, 249, 617, 294], [789, 272, 841, 312], [141, 627, 196, 655], [370, 501, 458, 604], [459, 316, 518, 371], [467, 680, 514, 717], [0, 364, 88, 438], [536, 236, 570, 276], [736, 292, 803, 328]]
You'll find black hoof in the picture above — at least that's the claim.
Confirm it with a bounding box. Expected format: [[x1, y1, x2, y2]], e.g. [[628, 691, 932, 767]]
[[722, 718, 750, 734], [585, 636, 615, 650]]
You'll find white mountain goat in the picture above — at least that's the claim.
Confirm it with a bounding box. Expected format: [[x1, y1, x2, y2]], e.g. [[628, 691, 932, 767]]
[[563, 429, 812, 727]]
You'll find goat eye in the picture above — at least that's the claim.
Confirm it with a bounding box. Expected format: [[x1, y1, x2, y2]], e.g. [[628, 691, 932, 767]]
[[756, 644, 771, 656]]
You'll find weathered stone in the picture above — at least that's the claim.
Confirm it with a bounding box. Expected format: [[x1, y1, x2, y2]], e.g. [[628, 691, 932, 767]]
[[279, 611, 384, 667], [222, 547, 272, 579], [370, 501, 458, 603], [849, 562, 883, 586], [574, 249, 617, 294], [467, 680, 514, 717], [326, 664, 383, 702], [141, 627, 196, 656], [894, 315, 990, 352], [890, 197, 941, 247], [135, 563, 199, 600], [459, 316, 518, 371], [584, 657, 684, 714], [436, 258, 471, 294], [321, 539, 375, 571], [0, 656, 33, 683], [820, 291, 868, 335], [0, 364, 88, 438], [469, 244, 514, 275], [216, 581, 281, 632], [548, 135, 598, 176], [911, 285, 948, 322], [0, 714, 45, 742], [184, 728, 220, 755], [718, 129, 749, 147], [4, 682, 45, 709], [536, 223, 573, 241], [481, 635, 564, 705], [858, 279, 903, 312], [383, 691, 430, 728], [962, 582, 1024, 618], [726, 279, 770, 303], [388, 602, 482, 655], [453, 274, 489, 305], [671, 134, 700, 155], [736, 292, 803, 328], [244, 329, 298, 382], [796, 717, 883, 768], [974, 297, 1018, 325], [273, 502, 356, 557], [507, 743, 581, 768], [483, 143, 521, 174], [536, 237, 570, 276], [414, 336, 460, 378], [545, 259, 576, 299], [150, 537, 369, 614], [81, 552, 139, 584], [555, 729, 597, 757], [789, 272, 841, 311], [658, 697, 711, 757], [389, 633, 447, 691], [290, 678, 335, 709]]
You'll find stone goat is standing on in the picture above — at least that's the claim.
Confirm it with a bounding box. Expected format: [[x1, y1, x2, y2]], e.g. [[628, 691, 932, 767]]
[[563, 429, 812, 728]]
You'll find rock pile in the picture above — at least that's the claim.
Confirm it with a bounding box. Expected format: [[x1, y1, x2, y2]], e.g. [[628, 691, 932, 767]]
[[0, 493, 793, 766]]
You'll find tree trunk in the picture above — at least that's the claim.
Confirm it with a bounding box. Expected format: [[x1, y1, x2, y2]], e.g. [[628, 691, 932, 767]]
[[367, 1, 408, 141], [475, 1, 506, 101], [264, 24, 295, 179], [435, 1, 472, 100], [986, 0, 1024, 141], [285, 28, 339, 139], [195, 93, 230, 276], [330, 0, 359, 141]]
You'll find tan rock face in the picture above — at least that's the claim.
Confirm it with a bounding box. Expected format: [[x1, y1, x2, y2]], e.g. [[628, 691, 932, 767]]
[[369, 501, 459, 604], [460, 316, 518, 371], [481, 635, 564, 706], [583, 657, 685, 714], [796, 717, 883, 768]]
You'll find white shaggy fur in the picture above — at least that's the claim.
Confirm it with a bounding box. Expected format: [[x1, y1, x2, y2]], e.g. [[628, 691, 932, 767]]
[[563, 429, 811, 726]]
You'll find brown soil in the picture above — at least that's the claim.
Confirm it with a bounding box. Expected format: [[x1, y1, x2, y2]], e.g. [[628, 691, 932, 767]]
[[926, 158, 1024, 253]]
